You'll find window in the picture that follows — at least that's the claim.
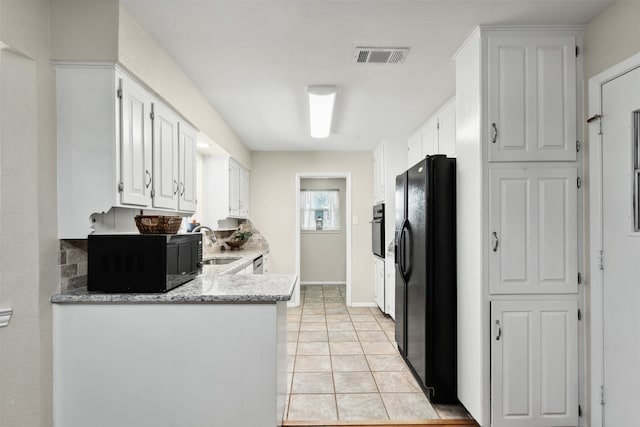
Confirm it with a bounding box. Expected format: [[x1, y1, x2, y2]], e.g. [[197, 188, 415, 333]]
[[300, 190, 340, 230]]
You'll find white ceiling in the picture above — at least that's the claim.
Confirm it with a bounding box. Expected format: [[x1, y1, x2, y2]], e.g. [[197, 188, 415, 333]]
[[123, 0, 613, 152]]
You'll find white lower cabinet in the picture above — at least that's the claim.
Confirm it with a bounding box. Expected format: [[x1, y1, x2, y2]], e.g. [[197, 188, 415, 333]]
[[384, 254, 395, 319], [53, 302, 288, 427], [491, 299, 578, 427], [374, 257, 385, 312]]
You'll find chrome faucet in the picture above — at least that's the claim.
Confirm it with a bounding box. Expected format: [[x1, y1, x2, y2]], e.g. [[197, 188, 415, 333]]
[[192, 225, 216, 247]]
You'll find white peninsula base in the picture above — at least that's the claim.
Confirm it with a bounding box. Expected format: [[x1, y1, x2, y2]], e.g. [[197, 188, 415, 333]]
[[53, 302, 288, 427]]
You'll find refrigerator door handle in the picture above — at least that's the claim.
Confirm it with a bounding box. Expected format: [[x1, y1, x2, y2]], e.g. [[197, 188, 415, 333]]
[[399, 219, 408, 276]]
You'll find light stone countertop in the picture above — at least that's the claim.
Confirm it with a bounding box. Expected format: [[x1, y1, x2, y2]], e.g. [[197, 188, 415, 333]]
[[51, 248, 297, 304]]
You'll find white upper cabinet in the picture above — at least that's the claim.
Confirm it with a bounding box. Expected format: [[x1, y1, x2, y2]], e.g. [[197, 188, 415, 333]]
[[489, 166, 578, 294], [491, 299, 578, 427], [178, 122, 198, 212], [373, 142, 385, 203], [203, 156, 250, 225], [152, 102, 179, 210], [487, 35, 577, 162], [420, 117, 438, 157], [407, 96, 456, 168], [437, 98, 456, 157], [239, 164, 250, 218], [119, 74, 154, 207], [56, 64, 198, 238], [407, 129, 422, 167]]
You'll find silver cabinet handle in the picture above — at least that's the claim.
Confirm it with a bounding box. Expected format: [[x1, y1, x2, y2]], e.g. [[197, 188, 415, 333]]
[[173, 180, 178, 195], [495, 320, 501, 341], [145, 170, 152, 188], [179, 182, 185, 197], [492, 231, 499, 252], [491, 123, 498, 144]]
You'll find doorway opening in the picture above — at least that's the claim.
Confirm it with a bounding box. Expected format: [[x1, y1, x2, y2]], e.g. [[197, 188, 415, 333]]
[[294, 173, 352, 307]]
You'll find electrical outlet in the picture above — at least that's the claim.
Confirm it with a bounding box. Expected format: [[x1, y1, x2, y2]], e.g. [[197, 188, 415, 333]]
[[352, 216, 359, 225]]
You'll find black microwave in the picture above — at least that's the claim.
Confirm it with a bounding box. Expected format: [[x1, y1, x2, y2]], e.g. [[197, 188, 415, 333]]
[[87, 233, 202, 293]]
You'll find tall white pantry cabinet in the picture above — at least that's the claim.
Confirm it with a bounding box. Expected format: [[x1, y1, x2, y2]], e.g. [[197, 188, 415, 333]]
[[454, 27, 583, 427]]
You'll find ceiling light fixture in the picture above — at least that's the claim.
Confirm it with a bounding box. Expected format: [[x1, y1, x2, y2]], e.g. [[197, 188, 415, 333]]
[[307, 85, 337, 139]]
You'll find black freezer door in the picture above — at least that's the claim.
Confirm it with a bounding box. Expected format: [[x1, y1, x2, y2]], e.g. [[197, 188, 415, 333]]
[[394, 172, 408, 356]]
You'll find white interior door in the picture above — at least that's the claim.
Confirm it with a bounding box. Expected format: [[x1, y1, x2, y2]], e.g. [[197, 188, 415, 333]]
[[600, 65, 640, 427]]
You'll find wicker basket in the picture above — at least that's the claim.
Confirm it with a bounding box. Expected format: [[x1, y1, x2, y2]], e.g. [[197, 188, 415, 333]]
[[135, 215, 182, 234]]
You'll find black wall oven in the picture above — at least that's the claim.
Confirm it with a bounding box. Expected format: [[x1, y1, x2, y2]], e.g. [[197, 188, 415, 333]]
[[372, 203, 385, 258]]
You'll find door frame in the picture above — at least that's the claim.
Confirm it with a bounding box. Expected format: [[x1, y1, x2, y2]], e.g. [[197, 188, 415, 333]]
[[294, 172, 352, 307], [588, 51, 640, 427]]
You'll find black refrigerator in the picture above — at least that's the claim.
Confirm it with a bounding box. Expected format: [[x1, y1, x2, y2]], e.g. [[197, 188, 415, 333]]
[[394, 155, 457, 404]]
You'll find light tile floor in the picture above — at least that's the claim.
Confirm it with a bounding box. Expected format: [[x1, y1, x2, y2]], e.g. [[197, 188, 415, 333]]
[[285, 284, 472, 422]]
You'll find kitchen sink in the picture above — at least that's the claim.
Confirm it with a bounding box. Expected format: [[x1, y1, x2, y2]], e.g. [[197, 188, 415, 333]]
[[202, 257, 241, 265]]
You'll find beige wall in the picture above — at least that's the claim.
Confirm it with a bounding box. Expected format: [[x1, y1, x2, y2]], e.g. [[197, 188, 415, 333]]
[[50, 2, 250, 168], [0, 1, 57, 426], [300, 178, 347, 283], [584, 0, 640, 80], [251, 152, 374, 304], [50, 0, 119, 62], [118, 7, 251, 168]]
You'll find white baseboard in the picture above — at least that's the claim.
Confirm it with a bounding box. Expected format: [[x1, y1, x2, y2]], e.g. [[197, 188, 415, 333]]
[[349, 302, 378, 308], [300, 281, 346, 285]]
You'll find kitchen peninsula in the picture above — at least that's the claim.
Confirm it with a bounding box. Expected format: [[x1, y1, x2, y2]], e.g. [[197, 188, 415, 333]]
[[51, 256, 295, 427]]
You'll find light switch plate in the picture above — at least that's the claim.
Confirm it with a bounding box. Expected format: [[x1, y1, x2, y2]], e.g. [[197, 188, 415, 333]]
[[352, 216, 359, 225]]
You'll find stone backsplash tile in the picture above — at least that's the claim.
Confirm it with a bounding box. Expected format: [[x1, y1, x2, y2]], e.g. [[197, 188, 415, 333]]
[[60, 239, 88, 292]]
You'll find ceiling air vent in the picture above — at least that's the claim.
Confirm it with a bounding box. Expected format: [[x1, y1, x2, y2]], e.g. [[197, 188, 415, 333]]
[[354, 47, 409, 64]]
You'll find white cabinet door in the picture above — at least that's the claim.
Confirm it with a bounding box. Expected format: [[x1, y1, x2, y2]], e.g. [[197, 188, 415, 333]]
[[373, 143, 385, 203], [407, 129, 422, 167], [119, 75, 153, 206], [374, 257, 385, 311], [384, 254, 395, 319], [152, 102, 179, 210], [489, 167, 578, 294], [179, 122, 197, 212], [487, 35, 576, 162], [438, 99, 456, 157], [421, 118, 438, 156], [228, 159, 241, 217], [239, 167, 250, 217], [491, 300, 578, 427]]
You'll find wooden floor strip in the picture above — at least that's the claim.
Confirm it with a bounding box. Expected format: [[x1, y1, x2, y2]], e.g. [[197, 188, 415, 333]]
[[283, 419, 479, 427]]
